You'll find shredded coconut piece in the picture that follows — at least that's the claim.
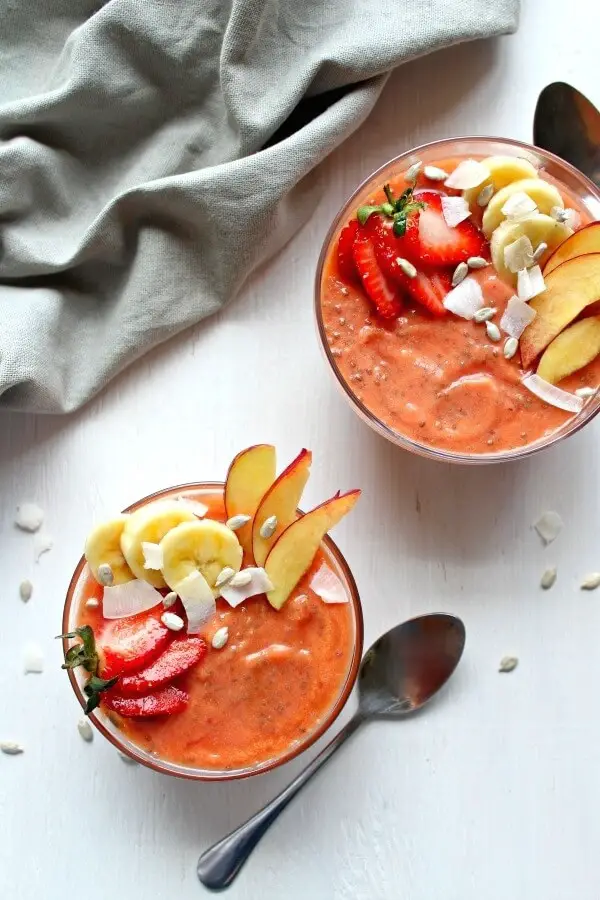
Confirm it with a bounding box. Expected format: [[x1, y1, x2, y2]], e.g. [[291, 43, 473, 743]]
[[15, 502, 44, 533], [533, 510, 564, 545]]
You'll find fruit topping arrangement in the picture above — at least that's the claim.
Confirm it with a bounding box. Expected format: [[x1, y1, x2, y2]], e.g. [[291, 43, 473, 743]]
[[336, 156, 600, 414], [59, 446, 359, 719]]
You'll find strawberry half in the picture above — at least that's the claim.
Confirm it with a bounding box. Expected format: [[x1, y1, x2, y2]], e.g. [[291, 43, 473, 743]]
[[118, 636, 207, 696], [98, 611, 171, 679], [405, 270, 452, 317], [336, 219, 360, 283], [103, 685, 189, 718], [405, 191, 486, 266], [352, 234, 403, 320]]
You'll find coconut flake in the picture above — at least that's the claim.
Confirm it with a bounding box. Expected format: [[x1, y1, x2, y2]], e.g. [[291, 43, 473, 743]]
[[174, 497, 208, 518], [517, 265, 546, 302], [102, 580, 163, 619], [23, 641, 44, 674], [220, 567, 274, 609], [563, 208, 580, 230], [15, 502, 44, 533], [500, 296, 537, 339], [533, 511, 564, 545], [309, 564, 348, 604], [176, 570, 216, 632], [522, 374, 583, 413], [501, 192, 538, 219], [575, 386, 597, 399], [34, 532, 53, 562], [441, 195, 471, 228], [141, 542, 163, 570], [504, 236, 534, 273], [443, 277, 484, 320], [444, 159, 489, 190]]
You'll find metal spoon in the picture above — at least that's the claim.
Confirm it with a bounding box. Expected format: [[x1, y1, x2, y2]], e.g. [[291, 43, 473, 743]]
[[534, 82, 600, 188], [197, 612, 466, 891]]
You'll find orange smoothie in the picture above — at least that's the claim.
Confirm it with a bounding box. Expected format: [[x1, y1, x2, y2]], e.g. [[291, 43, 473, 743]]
[[320, 155, 600, 455]]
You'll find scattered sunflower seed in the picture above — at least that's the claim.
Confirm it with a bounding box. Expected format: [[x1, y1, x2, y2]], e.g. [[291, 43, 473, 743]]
[[396, 257, 417, 278], [97, 563, 114, 586], [77, 719, 94, 742], [423, 165, 448, 181], [467, 256, 488, 269], [532, 241, 548, 263], [499, 656, 518, 673], [477, 183, 494, 207], [19, 579, 33, 602], [452, 262, 469, 287], [117, 751, 139, 766], [162, 591, 178, 608], [503, 336, 519, 360], [0, 741, 24, 755], [540, 567, 557, 590], [211, 626, 229, 650], [473, 306, 496, 323], [405, 161, 422, 183], [259, 515, 277, 540], [226, 514, 251, 531], [161, 612, 185, 632], [486, 322, 501, 342], [85, 597, 100, 609], [15, 502, 44, 533], [575, 387, 597, 399], [215, 567, 236, 589], [580, 573, 600, 591], [229, 570, 252, 588]]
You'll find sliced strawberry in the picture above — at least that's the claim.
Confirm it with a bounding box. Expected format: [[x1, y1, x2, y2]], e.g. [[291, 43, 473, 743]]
[[336, 220, 360, 283], [352, 234, 403, 320], [99, 611, 171, 679], [118, 637, 207, 696], [103, 685, 189, 718], [405, 191, 486, 266], [406, 269, 452, 317]]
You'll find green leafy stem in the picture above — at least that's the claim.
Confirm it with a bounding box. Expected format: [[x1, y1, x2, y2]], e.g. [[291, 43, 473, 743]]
[[357, 184, 426, 237], [57, 625, 118, 714]]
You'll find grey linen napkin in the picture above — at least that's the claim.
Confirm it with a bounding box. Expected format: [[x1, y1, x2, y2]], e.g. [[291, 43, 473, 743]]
[[0, 0, 519, 413]]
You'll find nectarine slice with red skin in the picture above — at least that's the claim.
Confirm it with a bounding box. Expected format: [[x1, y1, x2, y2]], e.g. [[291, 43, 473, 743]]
[[520, 253, 600, 369], [265, 489, 360, 610], [543, 221, 600, 276], [252, 449, 312, 567], [224, 444, 276, 557], [537, 315, 600, 384]]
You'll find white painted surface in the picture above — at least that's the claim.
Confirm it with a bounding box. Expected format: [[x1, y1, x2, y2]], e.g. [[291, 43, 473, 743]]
[[1, 3, 599, 898]]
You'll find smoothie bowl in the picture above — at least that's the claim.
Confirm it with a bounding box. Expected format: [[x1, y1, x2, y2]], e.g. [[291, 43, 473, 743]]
[[60, 446, 362, 780], [316, 137, 600, 463]]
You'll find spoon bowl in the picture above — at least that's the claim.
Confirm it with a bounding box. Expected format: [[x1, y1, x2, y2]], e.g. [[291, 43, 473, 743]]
[[534, 82, 600, 188]]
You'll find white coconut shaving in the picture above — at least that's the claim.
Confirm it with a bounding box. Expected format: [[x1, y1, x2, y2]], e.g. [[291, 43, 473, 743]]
[[15, 502, 44, 533], [533, 511, 564, 546], [444, 159, 489, 190], [220, 567, 274, 609], [517, 265, 546, 302], [443, 277, 484, 320], [504, 236, 535, 273], [500, 296, 537, 339], [102, 580, 163, 619], [522, 374, 584, 413], [441, 195, 471, 228], [176, 570, 216, 632], [23, 641, 44, 674], [501, 192, 538, 219], [309, 564, 348, 604]]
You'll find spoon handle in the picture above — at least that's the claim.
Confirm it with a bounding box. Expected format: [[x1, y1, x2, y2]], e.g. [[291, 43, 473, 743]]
[[197, 712, 364, 891]]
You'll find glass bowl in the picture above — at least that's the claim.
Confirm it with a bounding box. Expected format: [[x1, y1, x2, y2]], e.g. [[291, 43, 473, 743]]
[[315, 136, 600, 465], [62, 482, 364, 781]]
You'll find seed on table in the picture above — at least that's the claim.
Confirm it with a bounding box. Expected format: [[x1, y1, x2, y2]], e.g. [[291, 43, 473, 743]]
[[1, 741, 24, 755], [503, 337, 519, 359], [452, 262, 468, 287], [477, 184, 494, 207], [19, 579, 33, 602], [540, 567, 557, 590], [486, 322, 501, 342], [423, 165, 448, 181], [474, 307, 496, 323], [467, 256, 488, 269], [580, 573, 600, 591], [77, 719, 94, 742], [499, 656, 518, 673]]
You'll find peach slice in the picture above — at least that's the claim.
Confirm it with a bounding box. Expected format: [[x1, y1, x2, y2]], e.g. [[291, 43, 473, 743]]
[[252, 449, 312, 567], [543, 221, 600, 276], [520, 254, 600, 369], [224, 445, 276, 555], [537, 316, 600, 384], [265, 490, 360, 610]]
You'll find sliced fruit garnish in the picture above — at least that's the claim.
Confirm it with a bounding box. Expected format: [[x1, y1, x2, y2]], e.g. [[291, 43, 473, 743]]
[[404, 191, 486, 266], [337, 220, 360, 283], [490, 214, 573, 284], [352, 234, 403, 320], [520, 254, 600, 368], [536, 316, 600, 384], [252, 449, 312, 567], [543, 221, 600, 275], [405, 269, 451, 317], [103, 685, 189, 718], [120, 502, 197, 588], [462, 155, 538, 208], [265, 490, 360, 610], [117, 637, 207, 697], [482, 178, 564, 237], [160, 519, 243, 597], [85, 516, 135, 586], [98, 611, 170, 678], [224, 444, 276, 556]]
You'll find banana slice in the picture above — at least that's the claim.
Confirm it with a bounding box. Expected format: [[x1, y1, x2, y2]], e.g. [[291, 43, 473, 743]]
[[491, 214, 573, 284], [463, 156, 539, 209], [160, 520, 243, 597], [482, 178, 564, 237], [120, 501, 197, 588], [85, 515, 135, 585]]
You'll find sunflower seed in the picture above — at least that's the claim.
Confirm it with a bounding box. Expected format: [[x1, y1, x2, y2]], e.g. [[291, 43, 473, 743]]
[[85, 597, 100, 609], [97, 564, 114, 586], [161, 612, 185, 631], [229, 570, 252, 587], [499, 656, 518, 673], [473, 306, 496, 323], [540, 567, 557, 589], [486, 322, 501, 342], [452, 262, 469, 287], [211, 626, 229, 650], [477, 184, 494, 207], [580, 573, 600, 591], [117, 751, 139, 765], [423, 165, 448, 182], [226, 514, 251, 531], [405, 161, 422, 184], [467, 256, 488, 269], [215, 567, 236, 589], [259, 515, 277, 539], [503, 337, 519, 359], [1, 741, 24, 755], [162, 591, 178, 608], [77, 719, 94, 742], [19, 579, 33, 602], [576, 387, 597, 399], [532, 241, 548, 263], [396, 257, 417, 278]]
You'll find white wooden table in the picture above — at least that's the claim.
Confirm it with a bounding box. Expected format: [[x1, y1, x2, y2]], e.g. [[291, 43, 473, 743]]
[[2, 3, 599, 897]]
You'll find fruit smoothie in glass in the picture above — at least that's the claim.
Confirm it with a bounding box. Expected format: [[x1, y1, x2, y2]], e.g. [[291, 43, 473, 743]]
[[316, 138, 600, 462], [60, 447, 363, 779]]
